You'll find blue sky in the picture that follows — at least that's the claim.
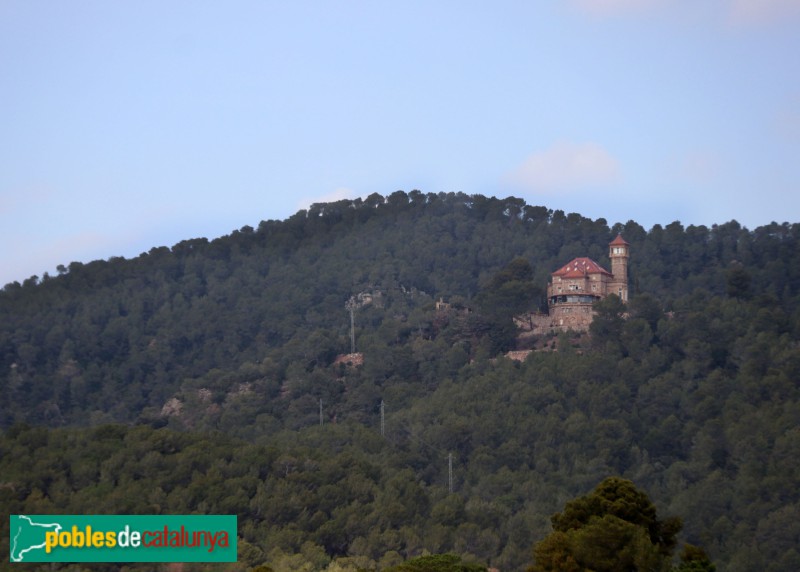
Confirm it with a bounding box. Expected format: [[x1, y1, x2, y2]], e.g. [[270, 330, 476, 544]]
[[2, 0, 799, 286]]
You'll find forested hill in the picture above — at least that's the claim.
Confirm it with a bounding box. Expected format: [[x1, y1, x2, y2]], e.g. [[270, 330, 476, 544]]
[[2, 191, 797, 427], [2, 191, 800, 571]]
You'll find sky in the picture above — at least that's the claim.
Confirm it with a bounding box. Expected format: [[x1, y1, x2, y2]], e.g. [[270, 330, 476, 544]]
[[2, 0, 799, 286]]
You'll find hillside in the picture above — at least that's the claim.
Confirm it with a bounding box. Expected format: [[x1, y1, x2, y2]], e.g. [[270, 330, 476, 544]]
[[1, 192, 800, 571]]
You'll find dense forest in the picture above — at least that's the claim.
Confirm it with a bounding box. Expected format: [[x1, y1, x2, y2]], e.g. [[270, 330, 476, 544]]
[[1, 191, 799, 571]]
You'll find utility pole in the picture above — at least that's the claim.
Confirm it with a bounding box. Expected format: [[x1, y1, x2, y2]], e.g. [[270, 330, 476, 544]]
[[319, 398, 323, 426], [380, 399, 385, 437], [448, 452, 453, 494], [345, 298, 356, 353], [350, 305, 355, 353]]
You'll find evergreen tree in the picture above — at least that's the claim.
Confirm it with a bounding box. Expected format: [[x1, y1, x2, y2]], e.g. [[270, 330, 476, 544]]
[[531, 477, 684, 572]]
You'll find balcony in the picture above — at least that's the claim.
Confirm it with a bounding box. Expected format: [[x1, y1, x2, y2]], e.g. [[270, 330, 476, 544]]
[[550, 295, 598, 305]]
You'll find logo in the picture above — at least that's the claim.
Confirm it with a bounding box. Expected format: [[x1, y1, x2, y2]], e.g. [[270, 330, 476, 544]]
[[9, 515, 237, 563]]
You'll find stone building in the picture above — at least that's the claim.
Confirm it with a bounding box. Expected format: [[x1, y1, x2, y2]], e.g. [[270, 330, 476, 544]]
[[533, 234, 630, 332]]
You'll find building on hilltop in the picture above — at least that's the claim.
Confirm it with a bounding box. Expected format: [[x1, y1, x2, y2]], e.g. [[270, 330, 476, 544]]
[[528, 234, 630, 333]]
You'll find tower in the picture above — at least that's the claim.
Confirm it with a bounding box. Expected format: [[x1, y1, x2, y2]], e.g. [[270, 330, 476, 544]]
[[608, 234, 630, 301]]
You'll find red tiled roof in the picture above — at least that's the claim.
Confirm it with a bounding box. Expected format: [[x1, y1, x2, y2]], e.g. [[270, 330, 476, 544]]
[[609, 234, 629, 246], [552, 257, 612, 278]]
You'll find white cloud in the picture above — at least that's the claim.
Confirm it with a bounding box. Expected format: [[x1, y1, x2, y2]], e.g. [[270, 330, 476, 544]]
[[727, 0, 800, 25], [505, 142, 622, 194], [297, 187, 357, 212]]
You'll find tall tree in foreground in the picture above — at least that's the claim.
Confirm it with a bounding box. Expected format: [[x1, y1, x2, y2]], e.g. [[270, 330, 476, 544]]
[[530, 477, 686, 572]]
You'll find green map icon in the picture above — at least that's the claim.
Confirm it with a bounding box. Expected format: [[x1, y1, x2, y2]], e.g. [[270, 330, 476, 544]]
[[9, 515, 62, 562]]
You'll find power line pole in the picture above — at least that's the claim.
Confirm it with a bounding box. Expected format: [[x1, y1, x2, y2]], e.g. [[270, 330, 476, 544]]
[[448, 452, 453, 494], [345, 298, 356, 353], [380, 399, 385, 437], [350, 305, 355, 353]]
